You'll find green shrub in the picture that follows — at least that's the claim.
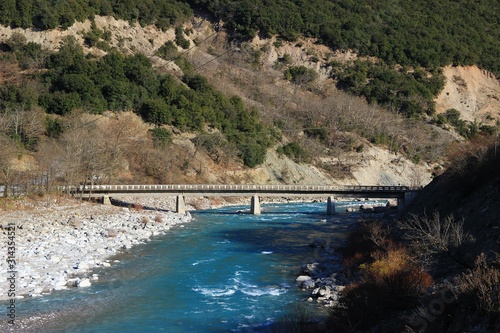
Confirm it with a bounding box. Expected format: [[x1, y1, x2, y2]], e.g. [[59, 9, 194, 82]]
[[277, 142, 311, 163], [284, 65, 318, 84], [239, 141, 267, 167], [45, 117, 64, 138], [150, 127, 172, 148], [175, 26, 190, 49], [156, 41, 179, 60], [304, 127, 328, 142]]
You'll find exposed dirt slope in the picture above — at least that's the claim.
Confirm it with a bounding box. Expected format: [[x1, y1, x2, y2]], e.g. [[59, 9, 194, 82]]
[[435, 65, 500, 124]]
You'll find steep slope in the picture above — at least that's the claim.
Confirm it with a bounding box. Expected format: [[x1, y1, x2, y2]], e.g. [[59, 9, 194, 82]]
[[404, 141, 500, 268], [435, 65, 500, 124], [2, 15, 488, 187]]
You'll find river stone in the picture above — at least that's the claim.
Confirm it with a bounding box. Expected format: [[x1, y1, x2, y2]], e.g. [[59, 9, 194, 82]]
[[77, 278, 92, 288], [50, 255, 61, 263], [296, 275, 312, 283], [301, 279, 315, 289], [318, 286, 331, 297]]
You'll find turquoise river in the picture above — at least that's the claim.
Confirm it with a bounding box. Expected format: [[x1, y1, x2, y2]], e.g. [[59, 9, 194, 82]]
[[6, 200, 379, 332]]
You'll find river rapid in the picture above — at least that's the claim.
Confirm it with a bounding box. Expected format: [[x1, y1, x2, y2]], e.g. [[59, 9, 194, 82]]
[[3, 200, 375, 332]]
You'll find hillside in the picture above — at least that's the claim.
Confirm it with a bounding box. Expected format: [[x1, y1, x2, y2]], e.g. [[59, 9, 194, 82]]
[[0, 15, 447, 189], [323, 138, 500, 332], [0, 9, 499, 192], [435, 65, 500, 125], [404, 139, 500, 270]]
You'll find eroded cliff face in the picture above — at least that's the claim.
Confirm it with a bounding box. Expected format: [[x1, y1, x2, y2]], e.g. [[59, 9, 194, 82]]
[[1, 16, 497, 187], [435, 65, 500, 124]]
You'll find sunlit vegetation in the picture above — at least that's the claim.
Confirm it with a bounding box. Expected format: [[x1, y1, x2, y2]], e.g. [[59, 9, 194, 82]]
[[187, 0, 500, 124], [332, 221, 433, 330], [3, 1, 499, 75], [332, 60, 445, 118], [0, 35, 274, 171], [277, 142, 311, 164], [188, 0, 500, 76], [0, 0, 192, 30]]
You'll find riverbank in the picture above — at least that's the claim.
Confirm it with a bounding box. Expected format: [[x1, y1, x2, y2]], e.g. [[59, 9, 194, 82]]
[[0, 195, 192, 302], [294, 211, 397, 310], [0, 194, 299, 304], [1, 194, 391, 332]]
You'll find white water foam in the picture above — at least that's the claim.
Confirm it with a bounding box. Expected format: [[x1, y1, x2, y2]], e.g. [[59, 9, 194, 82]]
[[191, 258, 216, 266], [192, 286, 236, 297], [240, 286, 287, 297]]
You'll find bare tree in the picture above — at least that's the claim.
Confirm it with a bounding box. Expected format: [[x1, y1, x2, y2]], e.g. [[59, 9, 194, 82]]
[[0, 135, 21, 197], [36, 139, 65, 193], [397, 212, 475, 267], [0, 106, 45, 147]]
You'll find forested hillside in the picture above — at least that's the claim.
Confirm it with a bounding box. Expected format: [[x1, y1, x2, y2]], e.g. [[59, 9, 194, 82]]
[[3, 0, 500, 74], [189, 0, 500, 74], [0, 0, 192, 30], [189, 0, 500, 120], [3, 0, 499, 120], [0, 0, 499, 195]]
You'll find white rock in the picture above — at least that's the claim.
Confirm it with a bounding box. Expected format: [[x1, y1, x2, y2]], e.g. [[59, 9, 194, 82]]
[[50, 256, 61, 263], [66, 279, 79, 287], [66, 238, 76, 245], [77, 278, 92, 288], [296, 275, 312, 283]]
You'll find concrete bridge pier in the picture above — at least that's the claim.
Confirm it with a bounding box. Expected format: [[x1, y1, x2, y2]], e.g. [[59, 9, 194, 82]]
[[397, 191, 419, 214], [251, 195, 261, 215], [327, 196, 336, 215], [176, 195, 186, 214], [102, 195, 112, 205]]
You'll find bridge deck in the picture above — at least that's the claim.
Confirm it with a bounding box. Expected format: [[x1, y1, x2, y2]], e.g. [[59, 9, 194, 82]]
[[71, 184, 417, 199]]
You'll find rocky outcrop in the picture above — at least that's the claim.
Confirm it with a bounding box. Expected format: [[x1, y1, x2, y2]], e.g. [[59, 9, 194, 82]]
[[295, 238, 349, 307]]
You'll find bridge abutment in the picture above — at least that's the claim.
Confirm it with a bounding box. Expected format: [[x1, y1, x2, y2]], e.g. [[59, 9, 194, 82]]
[[327, 196, 336, 215], [397, 191, 419, 214], [250, 195, 261, 215], [176, 195, 186, 214]]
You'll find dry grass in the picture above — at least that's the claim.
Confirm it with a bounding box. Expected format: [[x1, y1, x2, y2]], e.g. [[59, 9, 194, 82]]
[[456, 253, 500, 314], [361, 246, 433, 296], [140, 216, 149, 229], [333, 221, 433, 330]]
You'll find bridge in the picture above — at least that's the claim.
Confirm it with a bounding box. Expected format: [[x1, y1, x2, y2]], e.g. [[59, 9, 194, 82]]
[[70, 184, 420, 215]]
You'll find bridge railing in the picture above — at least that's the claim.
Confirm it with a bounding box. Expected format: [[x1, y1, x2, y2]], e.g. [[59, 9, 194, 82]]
[[66, 184, 418, 193]]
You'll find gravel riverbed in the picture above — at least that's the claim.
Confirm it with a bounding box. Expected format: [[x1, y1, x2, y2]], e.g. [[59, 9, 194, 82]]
[[0, 196, 192, 302]]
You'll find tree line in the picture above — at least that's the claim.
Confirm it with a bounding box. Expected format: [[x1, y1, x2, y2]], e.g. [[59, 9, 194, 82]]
[[3, 1, 499, 76], [0, 0, 192, 31]]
